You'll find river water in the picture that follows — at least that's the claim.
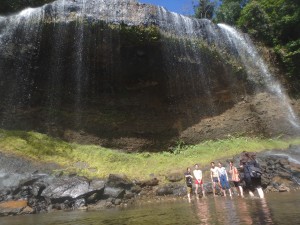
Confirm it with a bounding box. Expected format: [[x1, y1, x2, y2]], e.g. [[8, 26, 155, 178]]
[[1, 192, 300, 225]]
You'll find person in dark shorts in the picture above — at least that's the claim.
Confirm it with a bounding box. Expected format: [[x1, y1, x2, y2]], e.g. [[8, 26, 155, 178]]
[[184, 167, 193, 202], [229, 161, 244, 197], [210, 162, 220, 196], [240, 152, 264, 198]]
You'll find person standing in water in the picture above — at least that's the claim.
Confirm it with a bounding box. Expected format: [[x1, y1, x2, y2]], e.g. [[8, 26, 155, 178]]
[[229, 161, 244, 197], [217, 162, 232, 197], [240, 152, 264, 198], [210, 162, 219, 196], [184, 167, 193, 202], [193, 164, 206, 198]]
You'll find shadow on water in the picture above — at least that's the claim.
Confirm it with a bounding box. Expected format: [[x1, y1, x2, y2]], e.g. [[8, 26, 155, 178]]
[[1, 192, 300, 225]]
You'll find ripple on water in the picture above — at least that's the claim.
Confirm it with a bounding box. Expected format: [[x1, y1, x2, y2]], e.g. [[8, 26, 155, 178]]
[[1, 192, 300, 225]]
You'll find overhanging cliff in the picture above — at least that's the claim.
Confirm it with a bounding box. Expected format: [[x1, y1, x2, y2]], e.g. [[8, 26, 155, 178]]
[[0, 0, 299, 151]]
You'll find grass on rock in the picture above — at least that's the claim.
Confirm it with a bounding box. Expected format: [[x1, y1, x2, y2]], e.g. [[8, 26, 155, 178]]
[[0, 129, 299, 180]]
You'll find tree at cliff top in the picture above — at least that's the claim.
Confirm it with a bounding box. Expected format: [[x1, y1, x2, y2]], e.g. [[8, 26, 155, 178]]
[[214, 0, 248, 25], [213, 0, 300, 95], [193, 0, 215, 19], [237, 0, 300, 94]]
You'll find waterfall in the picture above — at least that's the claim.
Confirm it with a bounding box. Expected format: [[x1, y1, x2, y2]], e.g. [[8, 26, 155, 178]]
[[0, 7, 44, 125], [0, 0, 299, 148], [218, 24, 300, 129], [156, 7, 223, 116], [156, 7, 299, 129], [0, 0, 153, 129]]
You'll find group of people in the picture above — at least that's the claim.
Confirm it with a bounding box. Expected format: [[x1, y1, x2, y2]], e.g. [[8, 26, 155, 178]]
[[184, 152, 264, 202]]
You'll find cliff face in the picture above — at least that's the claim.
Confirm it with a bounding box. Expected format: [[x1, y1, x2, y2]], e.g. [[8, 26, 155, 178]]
[[0, 0, 55, 15], [0, 0, 299, 151]]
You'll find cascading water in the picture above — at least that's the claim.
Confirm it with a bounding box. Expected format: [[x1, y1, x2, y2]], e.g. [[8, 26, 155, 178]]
[[157, 7, 299, 130], [156, 7, 235, 117], [0, 7, 44, 125], [0, 0, 152, 129], [217, 24, 300, 129], [0, 0, 299, 150]]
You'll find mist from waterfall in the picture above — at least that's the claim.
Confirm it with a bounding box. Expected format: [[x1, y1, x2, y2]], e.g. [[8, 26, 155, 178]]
[[156, 7, 299, 129], [0, 7, 44, 124], [0, 0, 151, 128], [156, 7, 225, 117], [217, 24, 300, 129]]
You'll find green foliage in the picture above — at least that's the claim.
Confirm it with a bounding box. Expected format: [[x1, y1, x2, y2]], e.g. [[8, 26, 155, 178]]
[[118, 24, 160, 45], [194, 0, 215, 19], [213, 0, 300, 93], [0, 129, 72, 158], [237, 1, 273, 44], [1, 129, 300, 179], [170, 139, 186, 155], [275, 40, 300, 80], [215, 0, 243, 25]]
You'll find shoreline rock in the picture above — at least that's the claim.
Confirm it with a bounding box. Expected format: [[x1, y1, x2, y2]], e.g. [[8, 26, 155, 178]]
[[1, 145, 300, 217]]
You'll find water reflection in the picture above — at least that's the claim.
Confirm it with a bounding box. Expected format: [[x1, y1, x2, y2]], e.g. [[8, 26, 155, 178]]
[[250, 198, 274, 225], [236, 198, 253, 224], [194, 198, 209, 224], [191, 196, 274, 225], [1, 193, 299, 225]]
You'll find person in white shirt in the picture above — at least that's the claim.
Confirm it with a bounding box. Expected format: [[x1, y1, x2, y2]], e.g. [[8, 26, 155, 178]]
[[193, 164, 206, 199], [210, 162, 220, 196]]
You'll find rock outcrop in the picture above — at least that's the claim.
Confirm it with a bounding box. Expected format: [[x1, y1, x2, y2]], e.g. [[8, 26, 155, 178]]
[[1, 0, 298, 151], [1, 145, 300, 216]]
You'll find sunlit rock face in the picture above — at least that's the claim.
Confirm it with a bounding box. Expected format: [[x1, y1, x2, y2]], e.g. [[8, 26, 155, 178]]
[[0, 0, 299, 151]]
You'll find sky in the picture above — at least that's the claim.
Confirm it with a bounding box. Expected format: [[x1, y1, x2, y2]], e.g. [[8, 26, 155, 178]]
[[139, 0, 194, 15]]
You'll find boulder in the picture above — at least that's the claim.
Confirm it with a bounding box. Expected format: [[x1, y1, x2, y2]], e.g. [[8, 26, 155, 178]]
[[156, 185, 173, 196], [107, 174, 133, 190], [137, 178, 159, 187], [278, 184, 290, 192], [0, 189, 11, 202], [41, 176, 89, 201], [279, 158, 289, 167], [166, 172, 183, 182], [0, 200, 28, 216], [171, 184, 186, 196], [86, 193, 102, 204], [114, 199, 122, 205], [31, 182, 47, 197], [265, 185, 279, 192], [74, 198, 86, 208], [103, 187, 125, 199], [124, 191, 135, 199], [21, 206, 35, 214], [130, 185, 142, 194], [41, 176, 105, 202], [0, 173, 31, 190], [27, 197, 49, 213]]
